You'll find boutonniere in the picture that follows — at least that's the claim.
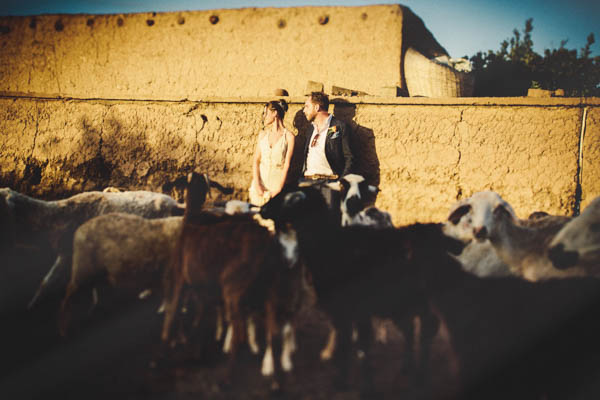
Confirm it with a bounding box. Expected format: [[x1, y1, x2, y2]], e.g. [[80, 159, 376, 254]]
[[327, 126, 338, 136]]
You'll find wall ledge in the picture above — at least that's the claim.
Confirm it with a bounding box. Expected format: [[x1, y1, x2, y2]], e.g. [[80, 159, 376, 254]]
[[1, 92, 599, 107]]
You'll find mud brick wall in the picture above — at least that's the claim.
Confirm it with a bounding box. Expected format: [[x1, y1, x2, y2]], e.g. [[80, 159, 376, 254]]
[[0, 5, 406, 99], [1, 95, 598, 226]]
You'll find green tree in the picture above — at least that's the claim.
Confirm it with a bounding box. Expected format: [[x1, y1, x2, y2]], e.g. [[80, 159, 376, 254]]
[[470, 19, 599, 96]]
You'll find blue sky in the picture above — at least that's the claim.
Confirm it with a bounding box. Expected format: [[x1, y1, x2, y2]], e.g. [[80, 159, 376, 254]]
[[1, 0, 598, 57]]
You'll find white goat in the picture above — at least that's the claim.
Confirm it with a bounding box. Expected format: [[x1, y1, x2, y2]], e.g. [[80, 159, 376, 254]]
[[14, 188, 184, 309], [446, 191, 584, 281], [58, 212, 183, 336], [338, 174, 393, 228], [443, 191, 513, 277], [1, 188, 184, 252], [548, 196, 600, 276]]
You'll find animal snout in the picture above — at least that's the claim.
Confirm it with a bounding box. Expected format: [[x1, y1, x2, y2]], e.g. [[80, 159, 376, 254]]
[[547, 243, 579, 270], [473, 226, 488, 241], [344, 195, 362, 217]]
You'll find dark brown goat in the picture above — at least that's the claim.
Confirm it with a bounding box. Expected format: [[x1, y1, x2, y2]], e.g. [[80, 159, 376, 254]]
[[161, 173, 302, 384]]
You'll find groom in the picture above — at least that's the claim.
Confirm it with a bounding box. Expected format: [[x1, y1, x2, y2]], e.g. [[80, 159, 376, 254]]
[[300, 92, 355, 221], [301, 91, 354, 181]]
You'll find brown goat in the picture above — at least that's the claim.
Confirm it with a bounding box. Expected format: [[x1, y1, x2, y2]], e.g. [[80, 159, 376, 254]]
[[161, 173, 299, 385]]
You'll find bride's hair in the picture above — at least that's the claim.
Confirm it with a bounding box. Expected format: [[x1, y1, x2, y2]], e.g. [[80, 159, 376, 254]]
[[266, 99, 288, 120]]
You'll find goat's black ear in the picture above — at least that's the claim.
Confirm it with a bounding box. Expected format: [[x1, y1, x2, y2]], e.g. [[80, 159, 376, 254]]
[[283, 191, 306, 207], [448, 205, 471, 225], [493, 204, 512, 218], [209, 180, 234, 195]]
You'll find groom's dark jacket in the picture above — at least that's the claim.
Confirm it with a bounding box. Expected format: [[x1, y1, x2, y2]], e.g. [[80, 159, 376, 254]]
[[301, 116, 354, 178]]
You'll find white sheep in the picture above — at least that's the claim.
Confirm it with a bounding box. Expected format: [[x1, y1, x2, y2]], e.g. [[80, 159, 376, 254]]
[[58, 212, 183, 336], [443, 191, 513, 277], [13, 188, 185, 309], [445, 191, 584, 281], [548, 196, 600, 276], [1, 188, 184, 253]]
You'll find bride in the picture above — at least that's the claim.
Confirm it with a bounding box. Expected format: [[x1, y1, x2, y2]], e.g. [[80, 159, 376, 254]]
[[249, 99, 295, 206]]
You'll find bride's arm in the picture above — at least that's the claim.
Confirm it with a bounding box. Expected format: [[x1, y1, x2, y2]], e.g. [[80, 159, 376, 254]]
[[272, 130, 295, 196]]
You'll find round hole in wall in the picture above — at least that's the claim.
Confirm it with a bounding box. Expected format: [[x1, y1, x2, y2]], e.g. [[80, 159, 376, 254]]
[[277, 19, 286, 29], [209, 15, 219, 25], [361, 12, 368, 20], [29, 18, 37, 29], [318, 15, 329, 25], [146, 19, 155, 27], [117, 17, 124, 27], [87, 18, 94, 27], [54, 20, 64, 31], [178, 16, 185, 25]]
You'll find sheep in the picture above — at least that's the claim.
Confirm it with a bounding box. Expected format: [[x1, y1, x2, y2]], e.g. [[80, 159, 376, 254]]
[[0, 188, 183, 308], [445, 190, 583, 281], [443, 191, 512, 277], [27, 176, 234, 309], [58, 213, 183, 336], [0, 188, 185, 253], [548, 196, 600, 276], [259, 185, 465, 394], [56, 173, 235, 334], [161, 172, 303, 387], [421, 233, 600, 399]]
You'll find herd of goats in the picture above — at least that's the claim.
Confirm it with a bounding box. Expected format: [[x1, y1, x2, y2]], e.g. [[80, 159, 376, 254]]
[[2, 172, 600, 399]]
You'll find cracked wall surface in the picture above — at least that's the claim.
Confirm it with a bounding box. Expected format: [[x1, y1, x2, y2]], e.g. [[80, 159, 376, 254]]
[[0, 5, 406, 99], [1, 96, 598, 225]]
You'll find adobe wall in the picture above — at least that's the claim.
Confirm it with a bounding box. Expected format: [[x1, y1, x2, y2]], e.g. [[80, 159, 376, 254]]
[[1, 95, 598, 225], [0, 5, 405, 99]]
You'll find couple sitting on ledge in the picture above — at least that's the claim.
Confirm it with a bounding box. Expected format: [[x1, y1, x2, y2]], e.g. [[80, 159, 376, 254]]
[[249, 91, 354, 209]]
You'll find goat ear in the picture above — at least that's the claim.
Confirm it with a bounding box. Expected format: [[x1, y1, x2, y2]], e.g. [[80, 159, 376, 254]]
[[283, 191, 306, 207], [493, 204, 513, 219], [448, 204, 471, 225]]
